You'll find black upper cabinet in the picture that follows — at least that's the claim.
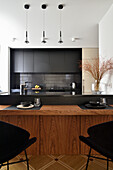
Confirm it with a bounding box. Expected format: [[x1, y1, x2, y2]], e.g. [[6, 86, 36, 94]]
[[49, 51, 65, 72], [13, 50, 24, 72], [34, 50, 50, 73], [12, 48, 82, 73], [65, 50, 81, 73], [23, 49, 34, 72], [12, 49, 33, 73]]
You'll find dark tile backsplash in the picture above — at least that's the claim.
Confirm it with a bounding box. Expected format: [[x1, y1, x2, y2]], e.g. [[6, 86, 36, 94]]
[[13, 73, 81, 89]]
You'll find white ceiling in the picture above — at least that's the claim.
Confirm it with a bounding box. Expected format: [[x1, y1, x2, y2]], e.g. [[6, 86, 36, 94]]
[[0, 0, 113, 48]]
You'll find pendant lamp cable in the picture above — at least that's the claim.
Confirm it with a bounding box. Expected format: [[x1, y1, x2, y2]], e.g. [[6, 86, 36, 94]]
[[43, 10, 45, 31], [26, 10, 28, 32], [59, 10, 62, 31]]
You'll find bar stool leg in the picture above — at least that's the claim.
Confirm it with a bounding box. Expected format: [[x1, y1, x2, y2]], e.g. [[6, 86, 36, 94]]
[[7, 161, 9, 170], [86, 148, 91, 170], [107, 158, 109, 170], [25, 150, 29, 170]]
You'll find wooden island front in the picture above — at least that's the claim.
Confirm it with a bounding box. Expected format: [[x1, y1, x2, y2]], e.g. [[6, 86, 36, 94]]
[[0, 105, 113, 155]]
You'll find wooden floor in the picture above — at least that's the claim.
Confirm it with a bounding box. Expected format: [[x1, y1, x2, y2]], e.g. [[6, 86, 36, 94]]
[[1, 155, 113, 170]]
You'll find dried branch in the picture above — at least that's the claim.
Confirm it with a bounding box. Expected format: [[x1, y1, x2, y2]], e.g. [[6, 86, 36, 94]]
[[82, 58, 113, 81]]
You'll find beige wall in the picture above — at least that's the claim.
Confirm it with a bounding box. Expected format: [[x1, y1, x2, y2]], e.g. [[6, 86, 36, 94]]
[[82, 48, 99, 95]]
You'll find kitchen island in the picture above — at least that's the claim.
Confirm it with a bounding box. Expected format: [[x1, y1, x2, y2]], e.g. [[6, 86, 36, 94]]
[[0, 105, 113, 155]]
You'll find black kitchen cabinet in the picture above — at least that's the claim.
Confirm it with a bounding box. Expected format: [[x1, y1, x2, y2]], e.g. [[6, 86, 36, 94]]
[[23, 49, 34, 72], [65, 50, 81, 72], [34, 50, 50, 72], [12, 50, 24, 72], [49, 51, 65, 72], [11, 48, 82, 73]]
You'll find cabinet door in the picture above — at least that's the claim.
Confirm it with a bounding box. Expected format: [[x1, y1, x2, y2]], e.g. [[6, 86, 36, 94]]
[[13, 50, 24, 72], [23, 49, 34, 72], [49, 50, 65, 72], [34, 50, 50, 73], [65, 50, 81, 73]]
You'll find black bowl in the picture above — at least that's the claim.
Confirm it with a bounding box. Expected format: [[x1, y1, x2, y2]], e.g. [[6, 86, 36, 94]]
[[89, 101, 100, 106], [21, 101, 32, 107]]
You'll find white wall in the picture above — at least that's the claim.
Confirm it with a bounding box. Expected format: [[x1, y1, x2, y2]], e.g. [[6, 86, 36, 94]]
[[0, 44, 9, 93], [99, 4, 113, 94], [82, 48, 99, 95], [0, 0, 112, 48]]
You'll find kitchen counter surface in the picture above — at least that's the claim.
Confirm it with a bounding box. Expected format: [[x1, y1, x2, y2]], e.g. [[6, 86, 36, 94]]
[[0, 105, 113, 115]]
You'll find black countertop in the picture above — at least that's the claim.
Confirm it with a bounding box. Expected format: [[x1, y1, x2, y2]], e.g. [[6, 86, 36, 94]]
[[11, 88, 81, 96], [0, 94, 113, 105]]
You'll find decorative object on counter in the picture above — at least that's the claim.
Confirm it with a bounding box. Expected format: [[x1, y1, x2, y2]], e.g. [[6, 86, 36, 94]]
[[41, 4, 47, 43], [21, 101, 32, 107], [100, 97, 107, 105], [34, 98, 41, 107], [16, 101, 34, 109], [33, 85, 41, 90], [91, 81, 102, 94], [89, 98, 107, 106], [85, 103, 107, 109], [32, 85, 41, 94], [17, 104, 34, 109], [24, 4, 30, 43], [85, 97, 107, 109], [58, 4, 64, 43], [89, 100, 100, 106], [81, 58, 113, 94]]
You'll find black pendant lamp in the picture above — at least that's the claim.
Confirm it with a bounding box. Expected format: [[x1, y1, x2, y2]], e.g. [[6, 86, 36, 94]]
[[58, 4, 64, 43], [24, 4, 30, 43], [41, 4, 47, 43]]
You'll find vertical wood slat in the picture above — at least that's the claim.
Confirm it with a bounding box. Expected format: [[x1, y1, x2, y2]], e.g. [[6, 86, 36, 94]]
[[40, 116, 81, 154], [0, 114, 113, 155]]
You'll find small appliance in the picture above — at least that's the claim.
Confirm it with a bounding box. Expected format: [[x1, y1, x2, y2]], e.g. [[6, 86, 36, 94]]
[[20, 84, 25, 95], [70, 82, 76, 89]]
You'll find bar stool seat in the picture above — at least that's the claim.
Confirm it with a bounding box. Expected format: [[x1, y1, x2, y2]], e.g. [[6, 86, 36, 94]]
[[79, 121, 113, 170], [0, 121, 36, 169]]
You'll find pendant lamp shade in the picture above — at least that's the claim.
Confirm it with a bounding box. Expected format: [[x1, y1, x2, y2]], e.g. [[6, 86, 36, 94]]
[[41, 4, 47, 43], [24, 4, 30, 43], [58, 4, 64, 44]]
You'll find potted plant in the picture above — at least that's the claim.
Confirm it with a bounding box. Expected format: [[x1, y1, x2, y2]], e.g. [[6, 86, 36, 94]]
[[81, 58, 113, 93]]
